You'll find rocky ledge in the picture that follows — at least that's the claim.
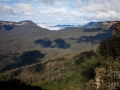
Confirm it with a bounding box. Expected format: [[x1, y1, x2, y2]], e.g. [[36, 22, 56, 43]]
[[0, 20, 37, 26], [112, 22, 120, 37]]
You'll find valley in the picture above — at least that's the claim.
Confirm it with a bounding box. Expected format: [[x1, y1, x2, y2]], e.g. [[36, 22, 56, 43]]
[[0, 21, 112, 70], [0, 20, 119, 90]]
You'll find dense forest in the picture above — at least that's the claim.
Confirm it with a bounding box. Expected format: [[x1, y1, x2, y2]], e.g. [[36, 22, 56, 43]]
[[0, 22, 120, 90]]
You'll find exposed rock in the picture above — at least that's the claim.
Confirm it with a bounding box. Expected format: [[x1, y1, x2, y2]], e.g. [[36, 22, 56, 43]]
[[112, 22, 120, 37], [101, 21, 117, 28], [0, 20, 37, 26], [94, 67, 105, 89], [82, 21, 118, 29], [95, 76, 101, 89]]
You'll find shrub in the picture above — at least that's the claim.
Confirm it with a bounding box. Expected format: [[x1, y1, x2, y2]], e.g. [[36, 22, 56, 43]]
[[98, 37, 120, 58]]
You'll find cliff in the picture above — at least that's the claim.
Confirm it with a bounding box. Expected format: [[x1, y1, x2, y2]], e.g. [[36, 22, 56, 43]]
[[0, 20, 37, 26], [82, 21, 118, 29], [112, 22, 120, 37]]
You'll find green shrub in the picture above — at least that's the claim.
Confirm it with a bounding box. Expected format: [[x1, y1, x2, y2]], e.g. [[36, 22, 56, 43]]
[[98, 37, 120, 58]]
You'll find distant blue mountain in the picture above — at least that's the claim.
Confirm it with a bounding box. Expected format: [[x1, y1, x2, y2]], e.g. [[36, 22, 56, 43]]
[[81, 22, 103, 28], [51, 24, 82, 29], [51, 21, 119, 30], [52, 24, 75, 27]]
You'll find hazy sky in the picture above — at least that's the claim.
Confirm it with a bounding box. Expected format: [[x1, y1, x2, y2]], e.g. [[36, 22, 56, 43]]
[[0, 0, 120, 25]]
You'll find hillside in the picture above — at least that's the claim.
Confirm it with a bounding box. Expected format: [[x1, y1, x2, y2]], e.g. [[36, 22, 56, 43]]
[[0, 20, 120, 90], [82, 21, 118, 29], [0, 50, 98, 90], [0, 20, 115, 72], [0, 20, 115, 53], [86, 22, 120, 90], [0, 20, 120, 89]]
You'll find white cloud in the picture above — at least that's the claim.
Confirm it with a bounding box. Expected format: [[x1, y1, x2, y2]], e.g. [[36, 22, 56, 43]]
[[82, 3, 107, 12], [14, 3, 33, 11], [77, 0, 120, 21], [0, 5, 16, 15], [97, 11, 120, 20], [0, 0, 120, 26], [3, 5, 12, 10], [24, 12, 33, 16], [53, 8, 66, 13], [77, 0, 82, 6]]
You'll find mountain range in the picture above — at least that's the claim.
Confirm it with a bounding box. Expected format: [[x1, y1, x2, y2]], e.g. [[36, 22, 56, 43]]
[[0, 20, 37, 26], [1, 20, 118, 30]]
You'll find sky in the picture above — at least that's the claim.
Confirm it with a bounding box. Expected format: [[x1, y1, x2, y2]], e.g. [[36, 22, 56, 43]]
[[0, 0, 120, 27]]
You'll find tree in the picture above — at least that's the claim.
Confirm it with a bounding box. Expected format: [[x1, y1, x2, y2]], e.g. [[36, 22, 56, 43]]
[[98, 37, 120, 58]]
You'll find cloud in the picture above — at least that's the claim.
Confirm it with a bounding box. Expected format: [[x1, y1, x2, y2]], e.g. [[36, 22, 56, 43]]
[[0, 0, 120, 25], [97, 11, 120, 20], [77, 0, 82, 6], [41, 0, 54, 5], [76, 0, 120, 21], [14, 3, 33, 11], [24, 12, 33, 16], [3, 5, 12, 10], [0, 5, 16, 15], [82, 3, 107, 12], [0, 3, 35, 19]]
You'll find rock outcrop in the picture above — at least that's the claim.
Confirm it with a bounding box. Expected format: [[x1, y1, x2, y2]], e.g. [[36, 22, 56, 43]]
[[100, 21, 117, 28], [82, 21, 118, 29], [0, 20, 37, 26], [112, 22, 120, 37]]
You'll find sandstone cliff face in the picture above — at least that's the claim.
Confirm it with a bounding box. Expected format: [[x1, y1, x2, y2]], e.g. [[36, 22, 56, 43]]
[[100, 21, 117, 28], [112, 22, 120, 37], [0, 20, 37, 26], [82, 21, 118, 29], [94, 22, 120, 89]]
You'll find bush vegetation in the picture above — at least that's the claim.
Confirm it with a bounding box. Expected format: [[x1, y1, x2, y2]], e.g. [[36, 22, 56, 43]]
[[0, 50, 98, 90], [0, 23, 120, 90], [1, 34, 120, 90]]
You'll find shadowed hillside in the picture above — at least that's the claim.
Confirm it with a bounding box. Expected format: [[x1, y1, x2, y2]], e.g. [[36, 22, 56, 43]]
[[0, 20, 119, 90], [0, 79, 44, 90], [35, 38, 70, 49], [3, 25, 15, 31], [0, 50, 45, 72], [0, 50, 98, 90], [0, 20, 118, 73]]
